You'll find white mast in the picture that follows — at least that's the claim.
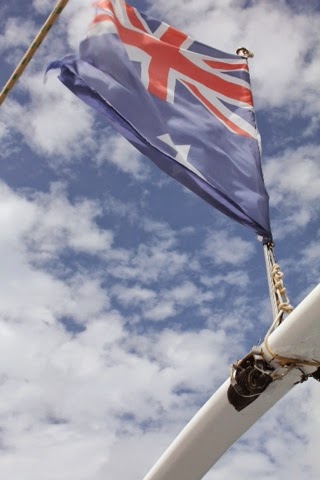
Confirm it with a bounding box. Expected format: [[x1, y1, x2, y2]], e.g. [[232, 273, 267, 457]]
[[143, 285, 320, 480]]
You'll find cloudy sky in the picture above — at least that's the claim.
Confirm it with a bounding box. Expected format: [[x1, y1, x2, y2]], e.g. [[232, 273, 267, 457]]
[[0, 0, 320, 479]]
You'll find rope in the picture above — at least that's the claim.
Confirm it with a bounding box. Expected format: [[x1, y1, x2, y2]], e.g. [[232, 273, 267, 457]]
[[271, 263, 294, 315], [0, 0, 69, 106], [262, 285, 320, 368], [264, 243, 293, 320], [262, 245, 320, 369], [264, 334, 320, 368]]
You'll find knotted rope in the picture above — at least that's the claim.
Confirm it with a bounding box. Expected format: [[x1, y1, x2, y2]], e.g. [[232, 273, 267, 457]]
[[263, 245, 320, 368]]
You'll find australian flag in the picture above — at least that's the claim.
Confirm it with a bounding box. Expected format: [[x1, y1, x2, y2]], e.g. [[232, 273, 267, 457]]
[[48, 0, 272, 242]]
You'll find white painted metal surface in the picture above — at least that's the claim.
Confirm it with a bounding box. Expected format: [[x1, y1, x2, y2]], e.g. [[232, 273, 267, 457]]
[[143, 284, 320, 480], [263, 283, 320, 362]]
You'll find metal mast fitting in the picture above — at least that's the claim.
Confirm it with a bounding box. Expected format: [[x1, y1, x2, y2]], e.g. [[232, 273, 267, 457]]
[[0, 0, 70, 106], [228, 243, 296, 411], [236, 47, 254, 58]]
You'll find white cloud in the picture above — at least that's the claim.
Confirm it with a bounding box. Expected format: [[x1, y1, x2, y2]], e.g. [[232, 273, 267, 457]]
[[0, 120, 10, 142], [0, 181, 113, 258], [202, 230, 254, 265], [143, 281, 214, 321], [0, 181, 112, 326], [112, 284, 157, 307], [266, 145, 320, 204], [2, 73, 148, 181], [107, 235, 189, 284], [282, 237, 320, 292], [1, 74, 97, 160], [200, 270, 249, 289], [302, 240, 320, 266], [144, 300, 178, 321], [0, 17, 35, 52], [64, 1, 98, 50], [32, 0, 54, 14], [265, 144, 320, 236], [32, 0, 98, 52], [32, 185, 113, 255], [96, 134, 147, 180]]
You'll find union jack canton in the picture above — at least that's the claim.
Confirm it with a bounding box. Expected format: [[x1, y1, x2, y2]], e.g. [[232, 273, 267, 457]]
[[48, 0, 272, 241]]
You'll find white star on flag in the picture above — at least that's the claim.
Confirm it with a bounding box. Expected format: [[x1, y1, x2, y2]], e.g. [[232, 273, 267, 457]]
[[158, 134, 204, 179]]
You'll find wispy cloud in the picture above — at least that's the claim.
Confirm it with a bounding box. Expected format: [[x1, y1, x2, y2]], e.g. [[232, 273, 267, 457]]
[[202, 230, 254, 265], [96, 134, 148, 180], [0, 17, 36, 52], [265, 144, 320, 237]]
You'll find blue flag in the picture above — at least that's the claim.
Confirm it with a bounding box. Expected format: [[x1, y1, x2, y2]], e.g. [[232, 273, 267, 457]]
[[48, 0, 272, 242]]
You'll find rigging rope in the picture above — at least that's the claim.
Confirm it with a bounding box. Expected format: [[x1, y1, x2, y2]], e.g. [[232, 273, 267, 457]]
[[271, 262, 293, 315], [263, 245, 320, 368], [263, 243, 293, 321], [263, 310, 320, 367], [0, 0, 69, 106]]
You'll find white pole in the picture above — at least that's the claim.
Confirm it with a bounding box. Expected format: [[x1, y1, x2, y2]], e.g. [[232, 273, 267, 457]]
[[143, 284, 320, 480]]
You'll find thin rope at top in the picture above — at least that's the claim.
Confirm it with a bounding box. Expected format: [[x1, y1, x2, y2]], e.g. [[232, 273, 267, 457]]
[[0, 0, 70, 106]]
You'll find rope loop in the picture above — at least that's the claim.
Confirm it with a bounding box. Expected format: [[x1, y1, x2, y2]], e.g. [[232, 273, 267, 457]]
[[270, 259, 294, 319], [262, 245, 319, 369], [264, 333, 320, 368]]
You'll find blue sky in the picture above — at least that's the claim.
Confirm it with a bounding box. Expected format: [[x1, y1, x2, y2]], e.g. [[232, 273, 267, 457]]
[[0, 0, 320, 479]]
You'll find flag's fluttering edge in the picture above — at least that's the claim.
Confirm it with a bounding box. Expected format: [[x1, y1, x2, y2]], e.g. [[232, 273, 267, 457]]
[[48, 0, 272, 241]]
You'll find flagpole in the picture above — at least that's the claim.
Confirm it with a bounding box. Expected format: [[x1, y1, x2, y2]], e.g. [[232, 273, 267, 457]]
[[0, 0, 70, 106]]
